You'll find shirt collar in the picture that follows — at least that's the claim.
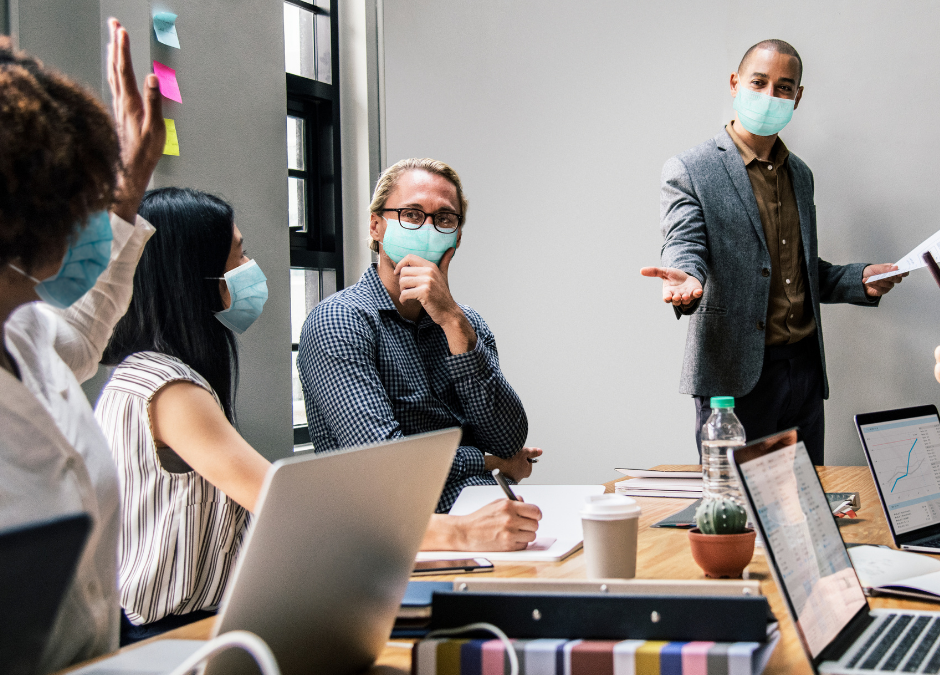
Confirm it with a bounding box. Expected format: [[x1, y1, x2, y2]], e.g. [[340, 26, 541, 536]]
[[725, 120, 790, 166], [363, 263, 398, 313]]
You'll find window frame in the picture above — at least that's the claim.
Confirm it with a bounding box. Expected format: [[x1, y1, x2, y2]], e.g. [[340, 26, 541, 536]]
[[286, 0, 343, 446]]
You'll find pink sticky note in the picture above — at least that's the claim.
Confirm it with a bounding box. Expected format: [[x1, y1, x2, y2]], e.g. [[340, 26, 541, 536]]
[[153, 61, 182, 103]]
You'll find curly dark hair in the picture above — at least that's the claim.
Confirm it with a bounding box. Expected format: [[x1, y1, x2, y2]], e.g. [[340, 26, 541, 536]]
[[0, 37, 120, 273]]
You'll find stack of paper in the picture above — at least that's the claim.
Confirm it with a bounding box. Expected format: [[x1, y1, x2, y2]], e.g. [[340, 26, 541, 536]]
[[614, 468, 703, 499]]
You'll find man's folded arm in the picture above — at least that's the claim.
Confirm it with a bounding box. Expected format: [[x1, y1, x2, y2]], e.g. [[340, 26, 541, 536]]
[[446, 313, 527, 460]]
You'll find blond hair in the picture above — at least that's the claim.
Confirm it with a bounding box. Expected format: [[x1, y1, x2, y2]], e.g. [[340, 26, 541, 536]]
[[368, 158, 468, 252]]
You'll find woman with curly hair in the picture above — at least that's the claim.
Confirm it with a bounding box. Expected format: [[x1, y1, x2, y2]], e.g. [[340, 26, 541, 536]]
[[0, 20, 164, 671]]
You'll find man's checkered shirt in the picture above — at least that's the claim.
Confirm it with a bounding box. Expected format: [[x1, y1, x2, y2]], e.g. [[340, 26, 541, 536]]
[[297, 264, 528, 513]]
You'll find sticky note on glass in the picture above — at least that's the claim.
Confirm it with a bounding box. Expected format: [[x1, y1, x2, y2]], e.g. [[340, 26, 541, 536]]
[[153, 12, 180, 49], [163, 118, 180, 156], [153, 61, 182, 103]]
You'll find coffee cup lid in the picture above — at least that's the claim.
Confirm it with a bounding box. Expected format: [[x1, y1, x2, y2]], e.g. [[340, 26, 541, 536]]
[[580, 494, 641, 520]]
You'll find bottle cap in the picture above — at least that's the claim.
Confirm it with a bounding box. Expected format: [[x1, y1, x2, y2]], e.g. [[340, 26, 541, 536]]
[[710, 396, 735, 409], [580, 494, 641, 521]]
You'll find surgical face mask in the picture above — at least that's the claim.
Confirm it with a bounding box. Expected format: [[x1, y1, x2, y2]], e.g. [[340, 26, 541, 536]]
[[732, 87, 795, 137], [212, 259, 268, 334], [9, 210, 113, 309], [380, 218, 458, 265]]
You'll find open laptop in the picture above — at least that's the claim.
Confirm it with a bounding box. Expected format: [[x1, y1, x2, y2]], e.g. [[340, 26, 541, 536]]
[[855, 405, 940, 553], [73, 428, 460, 675], [0, 513, 90, 675], [731, 427, 940, 674]]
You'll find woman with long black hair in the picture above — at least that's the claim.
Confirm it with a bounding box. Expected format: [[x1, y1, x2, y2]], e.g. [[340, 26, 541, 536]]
[[96, 187, 271, 642]]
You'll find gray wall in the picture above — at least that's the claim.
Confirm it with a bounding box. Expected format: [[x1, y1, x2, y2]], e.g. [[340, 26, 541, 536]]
[[382, 0, 940, 483], [12, 0, 294, 462]]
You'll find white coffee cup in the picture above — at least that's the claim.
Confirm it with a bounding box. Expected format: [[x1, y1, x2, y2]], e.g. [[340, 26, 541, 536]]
[[580, 494, 642, 579]]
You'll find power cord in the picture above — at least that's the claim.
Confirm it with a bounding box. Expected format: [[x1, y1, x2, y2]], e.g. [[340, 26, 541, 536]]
[[425, 622, 518, 675], [165, 630, 282, 675]]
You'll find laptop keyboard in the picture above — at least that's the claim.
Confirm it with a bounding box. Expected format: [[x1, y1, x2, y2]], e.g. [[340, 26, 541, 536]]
[[847, 614, 940, 671], [914, 537, 940, 549]]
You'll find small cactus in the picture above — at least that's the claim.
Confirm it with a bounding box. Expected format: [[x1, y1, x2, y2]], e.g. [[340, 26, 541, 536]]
[[695, 498, 748, 535]]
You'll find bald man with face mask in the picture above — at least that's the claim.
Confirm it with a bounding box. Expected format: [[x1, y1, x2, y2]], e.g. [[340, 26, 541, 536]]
[[642, 39, 904, 464]]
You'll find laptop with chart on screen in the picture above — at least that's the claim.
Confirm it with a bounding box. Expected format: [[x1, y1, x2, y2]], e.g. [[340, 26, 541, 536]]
[[855, 405, 940, 553]]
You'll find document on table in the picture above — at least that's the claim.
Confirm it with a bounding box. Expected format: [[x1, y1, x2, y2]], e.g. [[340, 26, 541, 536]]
[[866, 227, 940, 282], [848, 545, 940, 601], [416, 484, 605, 562]]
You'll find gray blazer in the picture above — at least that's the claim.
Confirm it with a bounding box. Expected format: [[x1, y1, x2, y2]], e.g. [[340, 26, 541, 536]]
[[660, 129, 877, 399]]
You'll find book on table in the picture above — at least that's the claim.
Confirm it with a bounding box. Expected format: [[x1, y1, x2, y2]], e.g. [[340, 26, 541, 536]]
[[848, 545, 940, 601], [413, 635, 780, 675], [615, 476, 703, 499]]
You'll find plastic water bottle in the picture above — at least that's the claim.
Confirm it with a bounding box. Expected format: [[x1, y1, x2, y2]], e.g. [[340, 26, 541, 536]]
[[701, 396, 746, 504]]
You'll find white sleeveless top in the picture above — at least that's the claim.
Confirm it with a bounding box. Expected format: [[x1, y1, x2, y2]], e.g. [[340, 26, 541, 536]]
[[94, 351, 249, 625]]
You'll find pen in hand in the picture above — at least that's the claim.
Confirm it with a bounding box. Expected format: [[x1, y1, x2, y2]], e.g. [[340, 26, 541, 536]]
[[492, 468, 518, 501]]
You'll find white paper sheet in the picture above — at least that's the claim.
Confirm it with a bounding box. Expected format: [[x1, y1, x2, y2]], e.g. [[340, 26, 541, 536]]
[[416, 484, 605, 562], [866, 228, 940, 282]]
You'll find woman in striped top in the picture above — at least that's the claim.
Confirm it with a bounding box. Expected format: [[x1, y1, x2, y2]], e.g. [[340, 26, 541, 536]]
[[95, 188, 271, 643]]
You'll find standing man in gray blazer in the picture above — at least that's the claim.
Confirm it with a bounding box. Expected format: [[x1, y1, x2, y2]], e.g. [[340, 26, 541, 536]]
[[641, 39, 904, 464]]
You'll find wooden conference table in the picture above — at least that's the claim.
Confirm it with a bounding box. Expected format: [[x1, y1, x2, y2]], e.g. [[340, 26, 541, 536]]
[[59, 465, 940, 675]]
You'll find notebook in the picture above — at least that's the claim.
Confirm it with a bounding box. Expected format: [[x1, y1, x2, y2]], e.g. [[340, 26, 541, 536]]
[[417, 484, 605, 562]]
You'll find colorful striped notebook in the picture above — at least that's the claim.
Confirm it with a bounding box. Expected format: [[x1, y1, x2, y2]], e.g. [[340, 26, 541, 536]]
[[412, 634, 780, 675]]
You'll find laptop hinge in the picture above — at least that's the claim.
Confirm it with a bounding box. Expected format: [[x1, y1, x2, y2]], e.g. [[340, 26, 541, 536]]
[[816, 610, 875, 665]]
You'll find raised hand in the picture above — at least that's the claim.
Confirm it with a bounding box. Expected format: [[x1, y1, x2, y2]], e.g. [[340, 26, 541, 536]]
[[862, 264, 907, 297], [108, 18, 165, 223], [640, 266, 704, 307]]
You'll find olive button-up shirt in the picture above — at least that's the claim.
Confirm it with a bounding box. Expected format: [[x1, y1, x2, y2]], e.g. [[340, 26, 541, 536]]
[[726, 121, 817, 346]]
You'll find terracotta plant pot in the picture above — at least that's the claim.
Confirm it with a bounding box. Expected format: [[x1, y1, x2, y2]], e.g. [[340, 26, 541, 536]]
[[688, 528, 756, 579]]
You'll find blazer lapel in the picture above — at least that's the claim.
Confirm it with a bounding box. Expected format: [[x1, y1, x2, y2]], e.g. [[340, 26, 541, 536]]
[[789, 159, 814, 264], [714, 130, 767, 251]]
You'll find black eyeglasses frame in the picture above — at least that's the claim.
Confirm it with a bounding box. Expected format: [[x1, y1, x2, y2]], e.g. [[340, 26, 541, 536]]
[[379, 207, 462, 234]]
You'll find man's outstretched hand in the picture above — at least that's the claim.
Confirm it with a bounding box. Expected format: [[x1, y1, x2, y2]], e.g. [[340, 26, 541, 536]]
[[640, 267, 703, 307]]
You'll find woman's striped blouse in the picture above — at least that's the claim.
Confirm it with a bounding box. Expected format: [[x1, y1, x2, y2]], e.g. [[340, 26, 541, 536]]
[[94, 351, 249, 626]]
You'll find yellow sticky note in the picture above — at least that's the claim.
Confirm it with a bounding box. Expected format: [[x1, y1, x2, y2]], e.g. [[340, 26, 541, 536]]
[[163, 118, 180, 156]]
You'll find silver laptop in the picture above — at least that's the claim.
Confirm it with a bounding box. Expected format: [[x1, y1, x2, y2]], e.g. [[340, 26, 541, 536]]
[[73, 428, 460, 675], [855, 405, 940, 553], [731, 427, 940, 674]]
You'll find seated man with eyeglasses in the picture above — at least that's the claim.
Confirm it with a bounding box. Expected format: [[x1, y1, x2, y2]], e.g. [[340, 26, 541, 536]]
[[297, 157, 542, 551]]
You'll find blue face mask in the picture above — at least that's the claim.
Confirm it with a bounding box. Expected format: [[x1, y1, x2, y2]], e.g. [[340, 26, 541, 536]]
[[9, 210, 113, 309], [212, 259, 268, 334], [733, 88, 795, 137], [381, 218, 458, 265]]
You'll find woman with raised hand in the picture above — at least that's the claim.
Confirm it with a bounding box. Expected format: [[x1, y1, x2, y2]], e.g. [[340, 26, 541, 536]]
[[96, 187, 271, 643], [0, 20, 164, 671]]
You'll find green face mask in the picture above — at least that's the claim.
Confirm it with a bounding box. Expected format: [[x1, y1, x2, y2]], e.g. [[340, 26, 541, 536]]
[[381, 218, 457, 265], [733, 88, 795, 137]]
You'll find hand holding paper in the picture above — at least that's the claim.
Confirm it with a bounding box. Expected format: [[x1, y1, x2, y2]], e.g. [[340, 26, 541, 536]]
[[866, 227, 940, 283], [862, 263, 907, 297]]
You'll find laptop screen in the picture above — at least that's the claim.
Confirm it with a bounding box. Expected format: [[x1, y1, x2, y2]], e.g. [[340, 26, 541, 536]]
[[858, 413, 940, 535], [735, 433, 867, 659]]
